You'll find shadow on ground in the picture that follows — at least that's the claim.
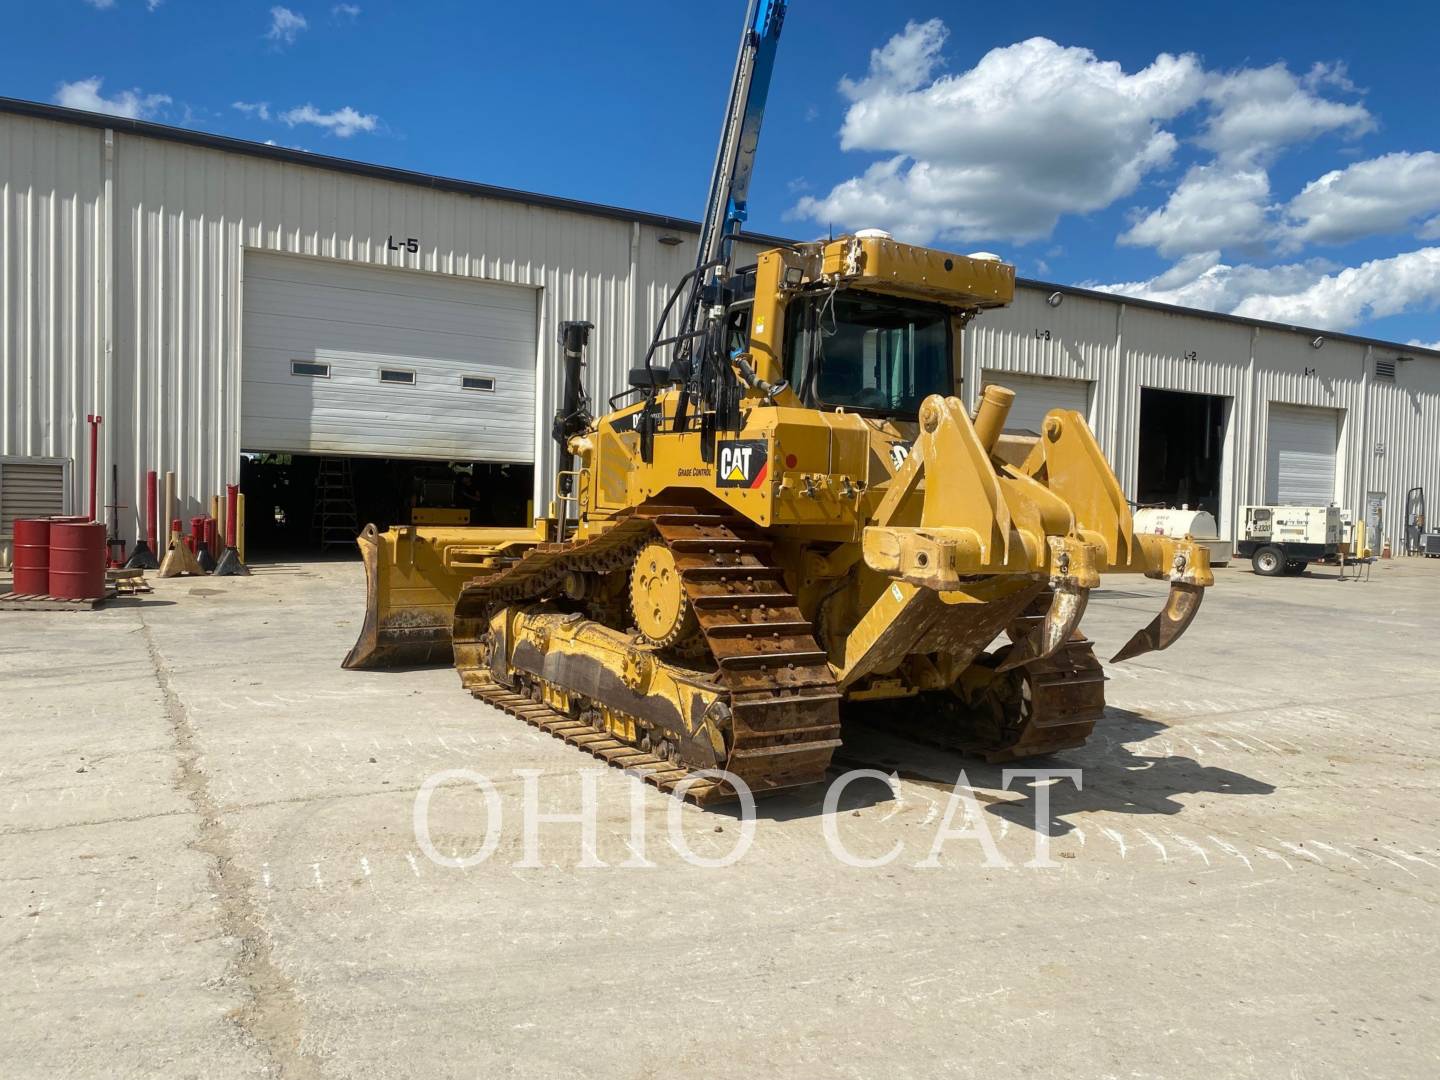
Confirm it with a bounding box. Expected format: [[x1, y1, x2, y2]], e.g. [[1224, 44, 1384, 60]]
[[333, 655, 1278, 830], [744, 707, 1275, 832]]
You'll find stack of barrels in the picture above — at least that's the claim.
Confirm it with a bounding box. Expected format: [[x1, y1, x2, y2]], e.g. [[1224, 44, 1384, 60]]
[[11, 517, 107, 600]]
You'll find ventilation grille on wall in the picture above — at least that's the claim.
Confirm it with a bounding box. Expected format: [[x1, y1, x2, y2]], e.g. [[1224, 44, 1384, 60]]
[[1375, 357, 1397, 379], [0, 457, 68, 566]]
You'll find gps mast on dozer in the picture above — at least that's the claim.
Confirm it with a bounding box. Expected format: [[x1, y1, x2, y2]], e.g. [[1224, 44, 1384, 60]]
[[343, 0, 1214, 803]]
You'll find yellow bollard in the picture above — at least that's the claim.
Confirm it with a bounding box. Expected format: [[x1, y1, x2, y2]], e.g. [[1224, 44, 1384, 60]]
[[237, 493, 247, 565]]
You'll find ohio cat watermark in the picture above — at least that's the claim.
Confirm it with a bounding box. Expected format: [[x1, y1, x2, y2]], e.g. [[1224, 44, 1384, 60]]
[[413, 767, 1082, 869]]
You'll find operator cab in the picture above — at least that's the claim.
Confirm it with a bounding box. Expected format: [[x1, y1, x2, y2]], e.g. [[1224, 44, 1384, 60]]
[[782, 290, 952, 416]]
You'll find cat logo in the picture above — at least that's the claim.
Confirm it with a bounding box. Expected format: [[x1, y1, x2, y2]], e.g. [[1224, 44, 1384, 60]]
[[715, 439, 769, 489]]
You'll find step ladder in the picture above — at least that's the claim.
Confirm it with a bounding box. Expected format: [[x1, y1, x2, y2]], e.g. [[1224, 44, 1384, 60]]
[[311, 457, 359, 551]]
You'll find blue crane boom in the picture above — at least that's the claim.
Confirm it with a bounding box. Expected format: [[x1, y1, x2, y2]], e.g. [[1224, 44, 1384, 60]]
[[694, 0, 789, 282], [624, 0, 790, 452]]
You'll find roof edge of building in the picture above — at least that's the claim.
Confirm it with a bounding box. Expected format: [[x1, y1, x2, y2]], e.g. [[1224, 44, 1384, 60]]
[[0, 95, 793, 247]]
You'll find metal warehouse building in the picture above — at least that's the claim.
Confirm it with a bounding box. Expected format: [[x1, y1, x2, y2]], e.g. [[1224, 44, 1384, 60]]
[[2, 97, 1438, 559]]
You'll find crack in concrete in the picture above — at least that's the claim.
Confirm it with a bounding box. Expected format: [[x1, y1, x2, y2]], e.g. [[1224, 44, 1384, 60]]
[[140, 615, 327, 1079], [0, 807, 192, 837]]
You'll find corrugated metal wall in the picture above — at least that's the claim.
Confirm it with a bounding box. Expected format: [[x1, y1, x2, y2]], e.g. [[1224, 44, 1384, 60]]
[[108, 129, 739, 528], [2, 105, 1437, 551], [1, 109, 765, 540], [1360, 351, 1440, 547], [969, 295, 1439, 548], [0, 114, 105, 519]]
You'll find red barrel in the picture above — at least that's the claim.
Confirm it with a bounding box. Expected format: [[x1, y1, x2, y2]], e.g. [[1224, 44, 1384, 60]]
[[12, 518, 52, 595], [48, 521, 107, 600]]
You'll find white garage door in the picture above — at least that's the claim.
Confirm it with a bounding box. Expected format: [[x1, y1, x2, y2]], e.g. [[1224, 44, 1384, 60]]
[[242, 254, 537, 461], [1266, 404, 1339, 505], [981, 371, 1091, 433]]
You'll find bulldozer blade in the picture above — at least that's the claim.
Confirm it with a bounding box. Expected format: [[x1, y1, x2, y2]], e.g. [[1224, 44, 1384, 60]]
[[997, 581, 1089, 672], [342, 525, 459, 670], [1110, 581, 1205, 663], [343, 522, 552, 670]]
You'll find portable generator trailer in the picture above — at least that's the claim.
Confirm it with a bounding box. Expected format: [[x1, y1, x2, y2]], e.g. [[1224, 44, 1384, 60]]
[[1237, 505, 1342, 576]]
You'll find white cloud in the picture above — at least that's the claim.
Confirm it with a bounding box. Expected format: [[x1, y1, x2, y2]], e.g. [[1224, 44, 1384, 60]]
[[1101, 60, 1373, 258], [1200, 61, 1372, 163], [1105, 59, 1365, 260], [1094, 247, 1440, 331], [55, 77, 170, 120], [84, 0, 116, 8], [280, 103, 378, 138], [148, 0, 164, 10], [232, 100, 271, 121], [267, 6, 307, 45], [1092, 251, 1328, 314], [1407, 338, 1440, 351], [1121, 163, 1273, 257], [794, 31, 1205, 245], [332, 3, 361, 16], [1283, 152, 1440, 248], [1232, 248, 1440, 327], [838, 17, 948, 100], [797, 23, 1383, 252]]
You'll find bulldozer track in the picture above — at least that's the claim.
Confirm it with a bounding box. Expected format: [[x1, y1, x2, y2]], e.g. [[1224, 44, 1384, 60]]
[[470, 681, 728, 803], [848, 587, 1108, 762], [853, 638, 1106, 762], [453, 503, 842, 803]]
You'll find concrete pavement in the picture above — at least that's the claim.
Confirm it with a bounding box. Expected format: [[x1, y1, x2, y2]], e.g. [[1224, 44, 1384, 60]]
[[2, 554, 1437, 1078]]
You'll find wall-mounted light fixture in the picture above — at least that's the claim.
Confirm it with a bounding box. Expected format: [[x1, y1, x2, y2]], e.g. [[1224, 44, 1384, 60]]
[[1046, 291, 1064, 308], [1310, 335, 1325, 349], [657, 234, 683, 246]]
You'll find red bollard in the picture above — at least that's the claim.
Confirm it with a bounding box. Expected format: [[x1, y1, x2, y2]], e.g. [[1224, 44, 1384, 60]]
[[214, 483, 249, 576], [124, 470, 160, 569], [194, 516, 217, 572], [86, 415, 102, 523], [147, 473, 158, 553]]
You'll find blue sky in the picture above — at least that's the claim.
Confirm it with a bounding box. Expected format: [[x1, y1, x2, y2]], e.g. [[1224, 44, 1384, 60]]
[[8, 1, 1440, 346]]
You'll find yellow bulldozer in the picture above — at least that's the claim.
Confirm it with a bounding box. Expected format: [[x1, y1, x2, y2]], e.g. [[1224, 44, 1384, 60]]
[[344, 233, 1212, 803], [341, 1, 1211, 804]]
